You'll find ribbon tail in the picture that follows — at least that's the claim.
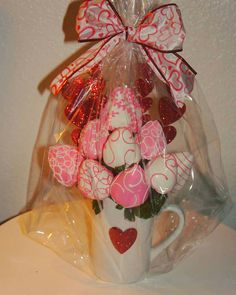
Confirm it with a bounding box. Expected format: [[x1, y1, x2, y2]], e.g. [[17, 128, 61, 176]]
[[50, 35, 121, 95], [141, 46, 196, 106]]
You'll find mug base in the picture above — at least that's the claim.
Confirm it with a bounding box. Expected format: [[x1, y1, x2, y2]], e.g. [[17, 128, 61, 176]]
[[94, 271, 146, 284]]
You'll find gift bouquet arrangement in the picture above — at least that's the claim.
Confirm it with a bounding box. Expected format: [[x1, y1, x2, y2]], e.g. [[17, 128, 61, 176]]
[[22, 0, 232, 284]]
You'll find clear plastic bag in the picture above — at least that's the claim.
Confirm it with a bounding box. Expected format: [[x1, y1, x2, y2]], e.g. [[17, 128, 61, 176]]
[[21, 0, 232, 283]]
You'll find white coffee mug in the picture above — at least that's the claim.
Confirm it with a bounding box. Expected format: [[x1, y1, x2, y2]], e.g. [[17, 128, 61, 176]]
[[91, 198, 185, 284]]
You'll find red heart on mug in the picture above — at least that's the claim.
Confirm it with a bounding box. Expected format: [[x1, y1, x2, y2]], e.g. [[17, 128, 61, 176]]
[[109, 227, 137, 254], [159, 96, 186, 126]]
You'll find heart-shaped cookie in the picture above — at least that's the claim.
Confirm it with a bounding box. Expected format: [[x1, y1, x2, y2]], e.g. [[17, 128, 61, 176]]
[[109, 227, 137, 254]]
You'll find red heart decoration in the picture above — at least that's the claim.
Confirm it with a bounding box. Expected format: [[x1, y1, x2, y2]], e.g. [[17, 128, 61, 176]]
[[159, 96, 186, 126], [65, 99, 93, 127], [64, 77, 107, 127], [142, 113, 151, 125], [139, 96, 153, 112], [135, 78, 154, 97], [137, 63, 153, 81], [71, 128, 81, 145], [109, 227, 137, 254], [62, 76, 86, 102], [163, 125, 177, 144]]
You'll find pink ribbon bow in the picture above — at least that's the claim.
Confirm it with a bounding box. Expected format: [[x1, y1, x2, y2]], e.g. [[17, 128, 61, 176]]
[[50, 0, 196, 106]]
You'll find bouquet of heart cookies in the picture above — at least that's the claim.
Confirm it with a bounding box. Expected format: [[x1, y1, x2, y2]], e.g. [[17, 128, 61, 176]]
[[22, 0, 232, 284]]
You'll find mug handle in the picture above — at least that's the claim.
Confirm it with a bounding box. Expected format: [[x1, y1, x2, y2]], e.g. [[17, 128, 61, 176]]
[[150, 205, 185, 262]]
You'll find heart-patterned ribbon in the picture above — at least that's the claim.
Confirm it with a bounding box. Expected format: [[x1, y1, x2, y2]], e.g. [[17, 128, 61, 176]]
[[50, 0, 196, 106]]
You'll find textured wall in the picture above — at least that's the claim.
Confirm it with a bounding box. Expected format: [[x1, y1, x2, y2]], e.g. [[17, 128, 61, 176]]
[[0, 0, 235, 225]]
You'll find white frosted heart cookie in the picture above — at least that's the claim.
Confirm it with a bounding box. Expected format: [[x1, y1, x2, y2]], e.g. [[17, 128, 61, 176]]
[[137, 120, 166, 160], [78, 159, 114, 200], [145, 154, 177, 194], [79, 119, 109, 160], [103, 127, 141, 168], [100, 87, 142, 133], [48, 144, 84, 187]]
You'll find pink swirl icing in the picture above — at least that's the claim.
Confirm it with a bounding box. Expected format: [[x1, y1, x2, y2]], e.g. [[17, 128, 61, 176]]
[[78, 159, 114, 200], [100, 87, 142, 133], [137, 120, 166, 160], [79, 119, 109, 160], [103, 128, 141, 168], [110, 164, 149, 208], [145, 154, 177, 194], [48, 145, 84, 187]]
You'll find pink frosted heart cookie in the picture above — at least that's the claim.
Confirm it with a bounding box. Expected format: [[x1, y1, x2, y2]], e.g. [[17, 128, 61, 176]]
[[103, 127, 141, 168], [100, 87, 142, 133], [171, 152, 194, 193], [78, 159, 114, 200], [145, 154, 178, 194], [79, 119, 109, 160], [137, 120, 166, 160], [48, 145, 84, 187], [110, 165, 149, 208]]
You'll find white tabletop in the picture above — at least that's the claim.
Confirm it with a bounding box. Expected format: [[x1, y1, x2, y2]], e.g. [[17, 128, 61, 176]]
[[0, 215, 236, 295]]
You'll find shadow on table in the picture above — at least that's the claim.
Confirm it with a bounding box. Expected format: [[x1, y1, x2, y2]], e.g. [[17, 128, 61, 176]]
[[38, 0, 91, 95]]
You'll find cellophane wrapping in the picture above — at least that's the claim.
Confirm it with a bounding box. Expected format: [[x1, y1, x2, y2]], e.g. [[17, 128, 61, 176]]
[[21, 0, 232, 283]]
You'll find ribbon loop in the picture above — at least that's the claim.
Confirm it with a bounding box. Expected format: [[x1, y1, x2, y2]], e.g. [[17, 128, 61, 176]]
[[50, 1, 196, 106], [76, 0, 124, 41], [127, 4, 185, 52]]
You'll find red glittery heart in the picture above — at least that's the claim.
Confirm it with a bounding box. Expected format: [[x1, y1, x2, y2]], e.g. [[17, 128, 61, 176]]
[[109, 227, 137, 254], [135, 78, 154, 97], [139, 96, 153, 112], [137, 63, 153, 81], [163, 125, 177, 144], [71, 128, 81, 145], [159, 96, 186, 126], [64, 77, 107, 127], [62, 76, 86, 102], [142, 113, 151, 125]]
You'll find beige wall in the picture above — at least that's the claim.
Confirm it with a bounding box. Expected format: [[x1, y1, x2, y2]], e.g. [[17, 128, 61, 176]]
[[0, 0, 235, 225]]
